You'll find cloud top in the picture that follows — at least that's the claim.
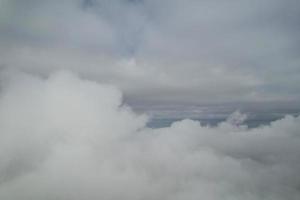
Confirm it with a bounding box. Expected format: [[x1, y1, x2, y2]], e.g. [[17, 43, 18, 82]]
[[0, 71, 299, 200]]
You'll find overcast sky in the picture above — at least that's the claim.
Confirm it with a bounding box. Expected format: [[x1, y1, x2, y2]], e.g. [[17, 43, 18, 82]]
[[1, 0, 300, 107], [1, 2, 300, 199]]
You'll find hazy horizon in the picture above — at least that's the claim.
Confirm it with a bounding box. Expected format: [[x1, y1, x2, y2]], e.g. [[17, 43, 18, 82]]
[[1, 0, 300, 200]]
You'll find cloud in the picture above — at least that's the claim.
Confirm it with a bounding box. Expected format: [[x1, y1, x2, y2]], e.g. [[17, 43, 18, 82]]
[[1, 1, 299, 199], [1, 0, 300, 105], [0, 71, 299, 200]]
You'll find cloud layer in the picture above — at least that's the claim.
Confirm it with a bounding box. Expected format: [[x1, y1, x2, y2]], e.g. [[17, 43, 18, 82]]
[[1, 0, 300, 104], [0, 71, 299, 200]]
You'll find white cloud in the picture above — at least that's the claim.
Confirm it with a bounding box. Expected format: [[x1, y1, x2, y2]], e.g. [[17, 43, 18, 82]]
[[0, 71, 299, 200], [1, 1, 299, 199]]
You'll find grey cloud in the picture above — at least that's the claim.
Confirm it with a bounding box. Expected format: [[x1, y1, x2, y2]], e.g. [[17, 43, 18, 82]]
[[0, 0, 300, 105], [1, 2, 300, 199]]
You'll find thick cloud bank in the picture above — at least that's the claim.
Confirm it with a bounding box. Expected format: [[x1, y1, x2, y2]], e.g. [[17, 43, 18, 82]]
[[0, 71, 299, 200], [1, 0, 300, 104]]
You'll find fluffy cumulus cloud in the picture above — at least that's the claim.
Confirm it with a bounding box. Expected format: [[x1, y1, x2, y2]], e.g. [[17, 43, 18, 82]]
[[1, 1, 300, 198], [1, 0, 300, 105], [0, 71, 299, 200]]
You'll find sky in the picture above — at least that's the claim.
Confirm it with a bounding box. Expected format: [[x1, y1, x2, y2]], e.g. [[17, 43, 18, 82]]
[[1, 0, 300, 109], [0, 2, 300, 199]]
